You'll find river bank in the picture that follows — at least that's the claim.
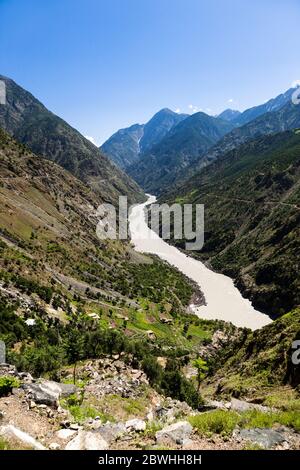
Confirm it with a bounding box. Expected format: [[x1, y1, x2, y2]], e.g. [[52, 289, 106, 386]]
[[129, 195, 272, 330]]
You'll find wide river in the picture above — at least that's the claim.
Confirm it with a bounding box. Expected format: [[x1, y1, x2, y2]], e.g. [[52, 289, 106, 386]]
[[129, 195, 272, 330]]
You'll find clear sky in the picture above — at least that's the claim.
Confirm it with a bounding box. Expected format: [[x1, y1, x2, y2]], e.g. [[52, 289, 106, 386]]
[[0, 0, 299, 144]]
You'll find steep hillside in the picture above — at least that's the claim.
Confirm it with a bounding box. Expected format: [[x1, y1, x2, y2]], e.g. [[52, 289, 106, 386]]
[[101, 108, 187, 169], [162, 130, 300, 317], [0, 75, 144, 204], [101, 123, 144, 168], [169, 100, 300, 193], [203, 308, 300, 399], [128, 112, 233, 194]]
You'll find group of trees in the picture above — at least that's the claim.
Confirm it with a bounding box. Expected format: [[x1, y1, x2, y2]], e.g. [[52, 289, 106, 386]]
[[0, 296, 208, 409]]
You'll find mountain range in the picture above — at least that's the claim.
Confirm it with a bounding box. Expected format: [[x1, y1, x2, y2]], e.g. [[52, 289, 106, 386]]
[[0, 75, 144, 205], [101, 108, 187, 169], [103, 87, 298, 196]]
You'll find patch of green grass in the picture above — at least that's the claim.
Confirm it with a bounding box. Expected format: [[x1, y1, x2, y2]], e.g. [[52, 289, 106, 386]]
[[143, 421, 163, 439], [240, 409, 300, 432], [0, 437, 10, 450], [189, 410, 240, 437], [242, 441, 264, 450], [0, 376, 20, 397], [189, 409, 300, 438]]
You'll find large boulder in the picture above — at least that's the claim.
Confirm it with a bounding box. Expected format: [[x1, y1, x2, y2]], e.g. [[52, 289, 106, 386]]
[[23, 380, 76, 407], [0, 425, 46, 450], [97, 423, 126, 443], [65, 431, 109, 450], [156, 421, 193, 445], [234, 428, 287, 449]]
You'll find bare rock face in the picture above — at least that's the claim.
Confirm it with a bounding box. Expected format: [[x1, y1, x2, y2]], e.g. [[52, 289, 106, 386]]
[[65, 431, 109, 450], [156, 421, 193, 446]]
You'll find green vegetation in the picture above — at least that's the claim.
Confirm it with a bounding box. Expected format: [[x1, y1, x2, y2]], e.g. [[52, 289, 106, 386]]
[[0, 376, 20, 397], [189, 410, 240, 437], [163, 130, 300, 317], [0, 438, 11, 450], [189, 408, 300, 437]]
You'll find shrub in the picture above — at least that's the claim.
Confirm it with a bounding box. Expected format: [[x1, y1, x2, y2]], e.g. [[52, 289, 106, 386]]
[[0, 376, 20, 397], [189, 410, 240, 437]]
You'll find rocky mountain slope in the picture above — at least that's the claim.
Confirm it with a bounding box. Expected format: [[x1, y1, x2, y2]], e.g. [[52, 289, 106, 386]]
[[101, 108, 187, 169], [0, 308, 299, 451], [0, 75, 144, 205], [231, 87, 296, 128], [128, 112, 234, 195], [161, 130, 300, 317]]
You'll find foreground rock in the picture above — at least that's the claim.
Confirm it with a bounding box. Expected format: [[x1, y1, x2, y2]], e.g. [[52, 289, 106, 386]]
[[0, 424, 46, 450], [234, 428, 287, 449], [125, 419, 146, 432], [97, 423, 126, 443], [65, 430, 109, 450], [23, 380, 76, 407], [156, 421, 193, 446]]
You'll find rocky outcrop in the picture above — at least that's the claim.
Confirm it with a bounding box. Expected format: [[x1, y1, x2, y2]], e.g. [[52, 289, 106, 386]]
[[233, 428, 287, 449], [23, 381, 76, 408], [156, 421, 193, 446]]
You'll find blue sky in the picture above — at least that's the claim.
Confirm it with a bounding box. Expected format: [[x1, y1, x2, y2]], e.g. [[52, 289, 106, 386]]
[[0, 0, 299, 144]]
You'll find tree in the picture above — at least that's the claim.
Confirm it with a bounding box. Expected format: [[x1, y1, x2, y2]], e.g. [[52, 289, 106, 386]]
[[64, 329, 85, 384], [193, 358, 208, 392]]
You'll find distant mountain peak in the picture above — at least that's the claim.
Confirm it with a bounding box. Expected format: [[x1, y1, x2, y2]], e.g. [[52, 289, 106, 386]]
[[218, 109, 241, 122]]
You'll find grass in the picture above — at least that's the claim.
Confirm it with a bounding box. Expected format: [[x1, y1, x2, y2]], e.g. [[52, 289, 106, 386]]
[[189, 408, 300, 438], [189, 410, 240, 437], [0, 437, 11, 450]]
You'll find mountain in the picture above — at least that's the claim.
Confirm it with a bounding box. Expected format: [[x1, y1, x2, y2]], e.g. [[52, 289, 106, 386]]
[[176, 99, 300, 187], [162, 129, 300, 317], [101, 108, 187, 169], [139, 108, 188, 154], [232, 87, 296, 128], [0, 75, 144, 205], [101, 123, 144, 169], [127, 112, 234, 195], [218, 109, 241, 122]]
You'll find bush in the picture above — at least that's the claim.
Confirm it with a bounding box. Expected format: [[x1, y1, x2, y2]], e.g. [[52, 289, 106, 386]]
[[0, 376, 20, 397], [189, 410, 240, 437]]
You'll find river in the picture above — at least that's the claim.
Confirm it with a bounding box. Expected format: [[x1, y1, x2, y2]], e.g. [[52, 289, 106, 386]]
[[129, 195, 272, 330]]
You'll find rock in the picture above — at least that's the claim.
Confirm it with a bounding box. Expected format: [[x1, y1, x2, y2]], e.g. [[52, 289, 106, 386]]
[[56, 429, 77, 440], [206, 399, 231, 410], [49, 442, 60, 450], [146, 410, 154, 422], [65, 431, 109, 450], [181, 438, 193, 448], [69, 423, 81, 431], [234, 428, 287, 449], [23, 380, 77, 407], [0, 425, 46, 450], [156, 421, 193, 445], [146, 330, 156, 341], [97, 423, 126, 443], [125, 419, 146, 432], [231, 398, 271, 413]]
